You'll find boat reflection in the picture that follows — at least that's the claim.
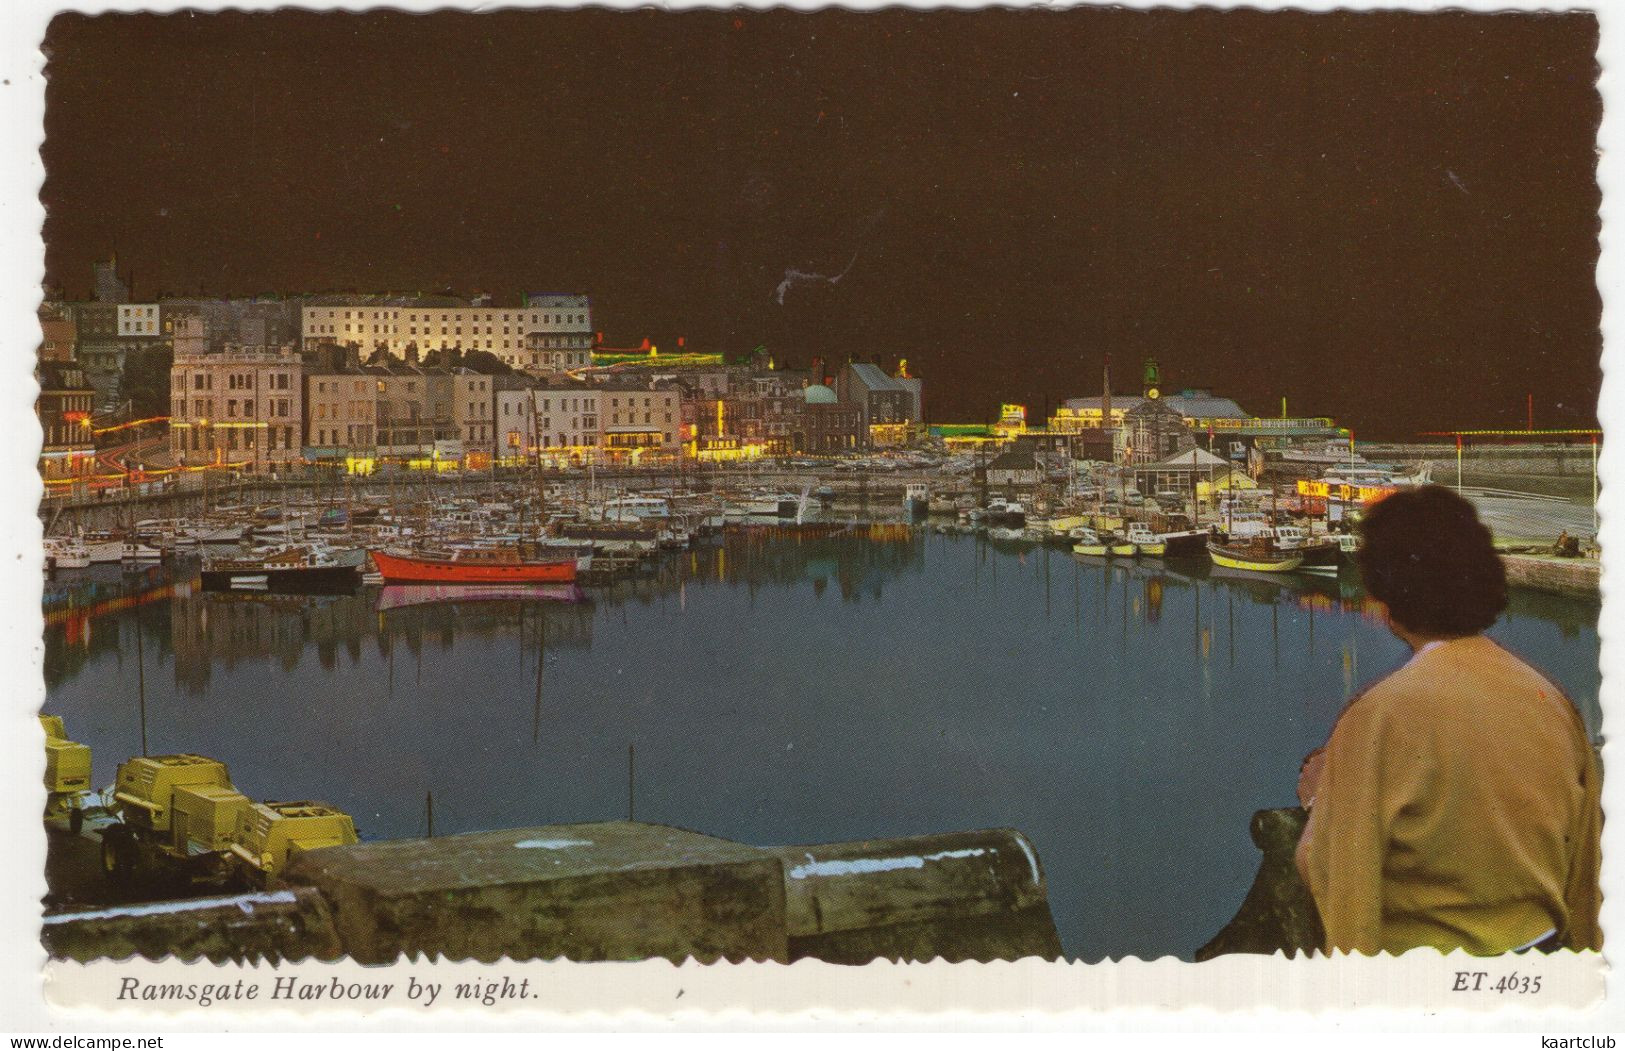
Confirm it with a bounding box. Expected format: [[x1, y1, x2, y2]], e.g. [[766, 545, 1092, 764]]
[[377, 583, 585, 611]]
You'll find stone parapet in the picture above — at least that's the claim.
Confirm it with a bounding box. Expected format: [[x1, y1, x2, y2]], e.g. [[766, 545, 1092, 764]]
[[44, 821, 1061, 965]]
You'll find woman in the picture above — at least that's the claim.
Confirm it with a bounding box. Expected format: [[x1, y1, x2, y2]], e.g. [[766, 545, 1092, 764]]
[[1295, 486, 1601, 955]]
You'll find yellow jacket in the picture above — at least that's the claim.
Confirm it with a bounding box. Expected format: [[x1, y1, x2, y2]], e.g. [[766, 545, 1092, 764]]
[[1297, 635, 1601, 955]]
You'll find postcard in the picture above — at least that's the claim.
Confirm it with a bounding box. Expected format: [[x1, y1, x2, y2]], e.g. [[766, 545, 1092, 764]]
[[5, 0, 1620, 1033]]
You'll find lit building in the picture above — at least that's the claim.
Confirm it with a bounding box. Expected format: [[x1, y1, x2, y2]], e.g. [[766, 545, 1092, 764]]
[[299, 293, 593, 372], [452, 368, 496, 465], [117, 304, 162, 338], [39, 308, 76, 363], [1050, 358, 1343, 460], [533, 379, 602, 463], [523, 330, 591, 372], [301, 346, 378, 470], [596, 378, 680, 462], [1122, 397, 1196, 465], [37, 360, 96, 482], [797, 384, 864, 454], [374, 366, 456, 459], [169, 315, 303, 472], [835, 361, 922, 448]]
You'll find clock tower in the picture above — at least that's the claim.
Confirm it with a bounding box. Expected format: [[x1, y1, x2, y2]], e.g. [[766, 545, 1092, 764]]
[[1142, 358, 1162, 400]]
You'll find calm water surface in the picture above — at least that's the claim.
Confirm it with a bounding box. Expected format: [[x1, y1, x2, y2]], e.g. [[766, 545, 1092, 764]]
[[43, 526, 1601, 961]]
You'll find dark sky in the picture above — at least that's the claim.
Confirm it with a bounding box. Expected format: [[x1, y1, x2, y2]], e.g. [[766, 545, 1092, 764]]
[[41, 9, 1600, 438]]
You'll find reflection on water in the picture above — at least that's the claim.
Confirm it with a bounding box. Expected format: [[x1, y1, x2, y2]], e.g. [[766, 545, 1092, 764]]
[[42, 527, 1600, 961]]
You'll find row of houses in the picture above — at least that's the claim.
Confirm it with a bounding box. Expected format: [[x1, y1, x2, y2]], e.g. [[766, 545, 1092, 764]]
[[163, 318, 925, 473], [167, 324, 683, 473]]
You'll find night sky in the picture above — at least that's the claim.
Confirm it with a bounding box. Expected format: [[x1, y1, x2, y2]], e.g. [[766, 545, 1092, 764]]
[[40, 9, 1601, 438]]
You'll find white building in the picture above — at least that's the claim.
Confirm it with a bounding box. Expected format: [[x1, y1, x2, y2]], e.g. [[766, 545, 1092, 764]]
[[117, 304, 161, 337], [300, 293, 593, 372], [494, 378, 602, 465], [451, 369, 496, 460], [169, 315, 303, 472]]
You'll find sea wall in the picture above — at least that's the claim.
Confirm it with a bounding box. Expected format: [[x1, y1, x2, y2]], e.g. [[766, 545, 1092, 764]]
[[42, 821, 1061, 965], [1363, 442, 1598, 480], [1501, 553, 1600, 598]]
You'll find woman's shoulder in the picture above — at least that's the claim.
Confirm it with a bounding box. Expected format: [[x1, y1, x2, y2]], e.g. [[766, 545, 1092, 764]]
[[1355, 635, 1569, 719]]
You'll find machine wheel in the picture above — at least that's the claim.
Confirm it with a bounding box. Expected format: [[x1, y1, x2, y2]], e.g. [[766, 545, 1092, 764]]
[[99, 827, 133, 883]]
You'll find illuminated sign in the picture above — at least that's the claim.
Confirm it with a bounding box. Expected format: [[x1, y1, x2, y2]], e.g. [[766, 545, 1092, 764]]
[[1297, 479, 1398, 504]]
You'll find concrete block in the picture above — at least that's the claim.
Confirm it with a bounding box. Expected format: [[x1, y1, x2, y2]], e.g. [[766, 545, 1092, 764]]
[[278, 821, 788, 964], [42, 887, 343, 964], [772, 828, 1062, 963]]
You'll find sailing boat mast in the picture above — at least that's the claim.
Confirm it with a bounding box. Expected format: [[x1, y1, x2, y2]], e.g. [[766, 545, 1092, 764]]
[[528, 386, 546, 537]]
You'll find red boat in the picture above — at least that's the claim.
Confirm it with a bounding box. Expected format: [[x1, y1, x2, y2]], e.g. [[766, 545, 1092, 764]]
[[370, 546, 578, 585]]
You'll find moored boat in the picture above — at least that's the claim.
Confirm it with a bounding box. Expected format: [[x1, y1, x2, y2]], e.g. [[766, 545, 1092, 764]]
[[370, 546, 578, 585], [1125, 523, 1161, 556], [1207, 537, 1305, 573], [1071, 528, 1110, 558], [904, 483, 929, 519], [1158, 529, 1211, 559], [44, 536, 90, 571], [202, 545, 362, 592]]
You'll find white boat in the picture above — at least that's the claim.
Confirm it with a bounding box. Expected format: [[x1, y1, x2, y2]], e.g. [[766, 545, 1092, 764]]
[[81, 532, 128, 564], [984, 498, 1027, 528], [44, 537, 90, 570], [904, 483, 929, 518], [121, 541, 162, 563], [600, 495, 673, 524], [1125, 523, 1161, 556]]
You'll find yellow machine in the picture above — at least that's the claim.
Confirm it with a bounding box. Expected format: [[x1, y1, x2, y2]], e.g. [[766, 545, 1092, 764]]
[[230, 800, 359, 884], [101, 754, 252, 884], [40, 716, 92, 833], [100, 753, 360, 889]]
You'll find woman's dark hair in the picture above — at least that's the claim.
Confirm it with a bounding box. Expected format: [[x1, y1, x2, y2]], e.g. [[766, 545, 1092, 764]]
[[1357, 485, 1507, 637]]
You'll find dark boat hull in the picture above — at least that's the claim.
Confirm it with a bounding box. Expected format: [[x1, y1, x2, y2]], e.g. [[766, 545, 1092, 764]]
[[201, 564, 360, 594]]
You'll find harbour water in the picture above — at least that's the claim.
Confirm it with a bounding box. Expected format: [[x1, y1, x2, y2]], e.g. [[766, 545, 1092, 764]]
[[42, 525, 1601, 961]]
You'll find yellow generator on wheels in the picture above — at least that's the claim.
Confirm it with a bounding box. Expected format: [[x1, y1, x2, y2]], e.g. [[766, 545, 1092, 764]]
[[40, 716, 93, 834], [230, 801, 359, 886], [100, 754, 359, 889], [100, 754, 250, 887]]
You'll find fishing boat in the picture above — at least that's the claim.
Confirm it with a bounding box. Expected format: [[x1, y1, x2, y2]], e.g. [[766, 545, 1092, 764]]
[[1109, 533, 1138, 557], [370, 545, 578, 585], [1125, 523, 1161, 556], [201, 545, 362, 592], [1071, 528, 1110, 558], [1207, 536, 1305, 573], [1268, 526, 1341, 575]]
